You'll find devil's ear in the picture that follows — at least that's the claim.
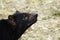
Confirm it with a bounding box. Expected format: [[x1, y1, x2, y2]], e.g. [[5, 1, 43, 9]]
[[8, 15, 13, 20], [8, 15, 16, 25]]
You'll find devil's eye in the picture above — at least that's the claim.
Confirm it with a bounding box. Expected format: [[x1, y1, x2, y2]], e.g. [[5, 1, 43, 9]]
[[22, 17, 28, 20], [25, 17, 28, 20]]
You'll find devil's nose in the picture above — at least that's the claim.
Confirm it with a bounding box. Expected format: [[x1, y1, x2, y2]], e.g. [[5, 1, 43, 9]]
[[35, 14, 38, 17], [31, 13, 38, 17]]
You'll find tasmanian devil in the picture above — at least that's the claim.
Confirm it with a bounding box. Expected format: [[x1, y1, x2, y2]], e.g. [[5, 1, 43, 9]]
[[0, 10, 38, 40]]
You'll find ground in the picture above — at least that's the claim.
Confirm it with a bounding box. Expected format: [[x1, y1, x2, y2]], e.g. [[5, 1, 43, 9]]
[[0, 0, 60, 40]]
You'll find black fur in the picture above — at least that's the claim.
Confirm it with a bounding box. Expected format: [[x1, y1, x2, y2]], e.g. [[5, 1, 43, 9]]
[[0, 11, 38, 40]]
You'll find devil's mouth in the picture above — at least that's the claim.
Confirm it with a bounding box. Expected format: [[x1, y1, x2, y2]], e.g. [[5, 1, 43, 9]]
[[27, 18, 37, 26]]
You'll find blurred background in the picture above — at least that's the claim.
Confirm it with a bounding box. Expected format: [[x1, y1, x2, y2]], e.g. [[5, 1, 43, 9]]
[[0, 0, 60, 40]]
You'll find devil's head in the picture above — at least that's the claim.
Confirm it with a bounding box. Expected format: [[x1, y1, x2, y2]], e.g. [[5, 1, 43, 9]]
[[8, 11, 38, 27]]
